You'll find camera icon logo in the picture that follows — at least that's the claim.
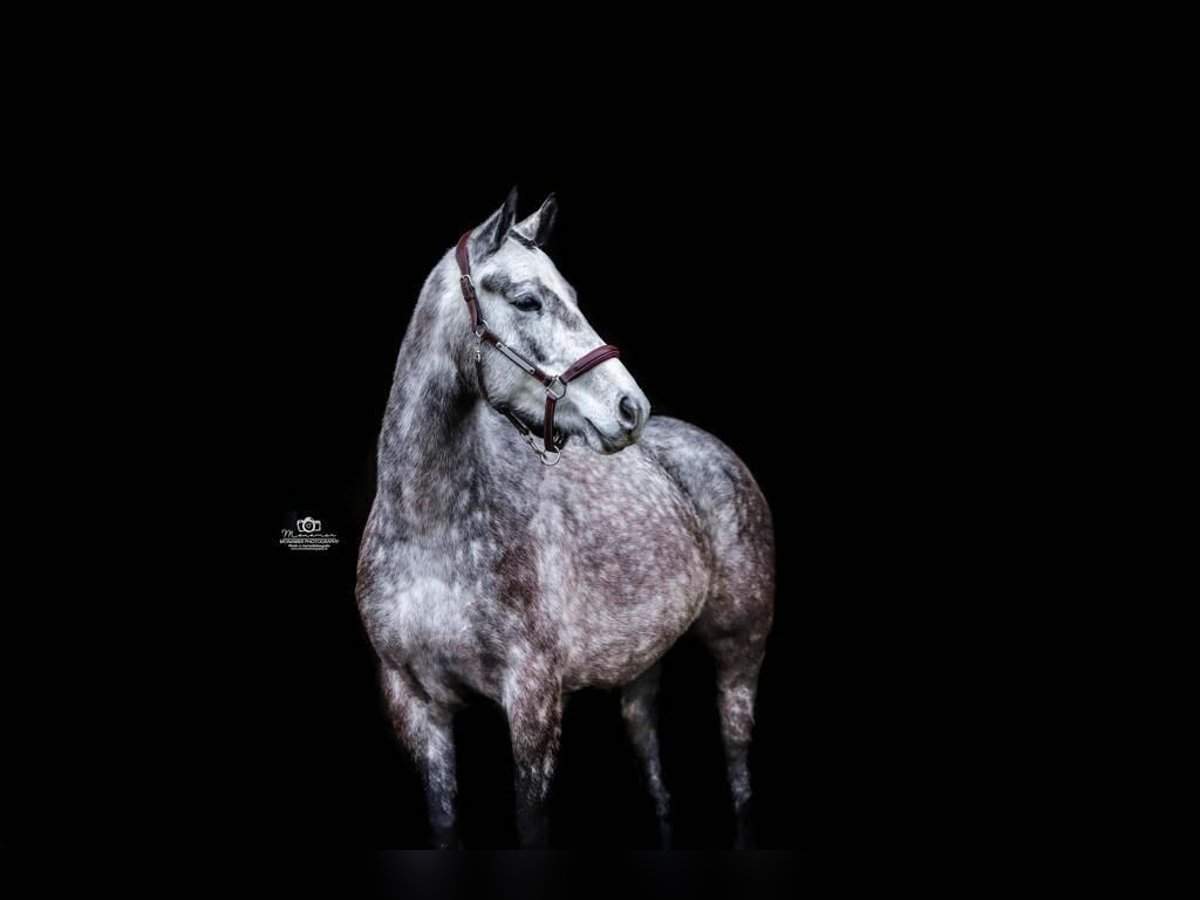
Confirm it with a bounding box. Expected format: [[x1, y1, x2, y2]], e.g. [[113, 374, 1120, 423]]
[[297, 516, 322, 533]]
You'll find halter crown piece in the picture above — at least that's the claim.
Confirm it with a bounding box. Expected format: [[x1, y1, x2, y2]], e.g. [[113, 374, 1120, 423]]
[[455, 230, 621, 466]]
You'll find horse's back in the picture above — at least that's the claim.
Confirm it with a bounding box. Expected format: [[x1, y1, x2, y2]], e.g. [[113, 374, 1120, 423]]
[[639, 417, 775, 645]]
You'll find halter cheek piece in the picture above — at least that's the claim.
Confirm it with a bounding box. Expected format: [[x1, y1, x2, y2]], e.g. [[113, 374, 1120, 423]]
[[455, 230, 621, 466]]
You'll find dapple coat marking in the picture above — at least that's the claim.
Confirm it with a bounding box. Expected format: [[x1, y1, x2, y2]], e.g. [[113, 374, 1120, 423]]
[[356, 190, 774, 847]]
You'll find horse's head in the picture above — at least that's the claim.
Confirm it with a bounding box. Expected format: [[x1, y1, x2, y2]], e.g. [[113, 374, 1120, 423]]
[[457, 189, 650, 454]]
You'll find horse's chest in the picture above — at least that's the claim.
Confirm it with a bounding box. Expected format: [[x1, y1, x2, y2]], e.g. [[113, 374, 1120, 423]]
[[366, 542, 490, 655]]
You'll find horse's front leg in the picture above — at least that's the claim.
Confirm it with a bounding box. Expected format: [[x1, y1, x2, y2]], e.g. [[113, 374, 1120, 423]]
[[504, 665, 563, 848], [383, 665, 459, 849]]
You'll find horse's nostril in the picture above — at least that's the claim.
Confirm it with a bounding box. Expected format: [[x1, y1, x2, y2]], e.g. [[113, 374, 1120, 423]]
[[618, 395, 643, 432]]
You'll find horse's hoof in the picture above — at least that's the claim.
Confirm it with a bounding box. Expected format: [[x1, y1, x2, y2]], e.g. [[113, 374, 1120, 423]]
[[733, 810, 758, 849], [431, 827, 461, 850]]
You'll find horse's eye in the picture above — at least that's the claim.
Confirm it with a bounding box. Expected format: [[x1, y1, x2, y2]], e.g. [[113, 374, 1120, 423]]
[[512, 295, 542, 313]]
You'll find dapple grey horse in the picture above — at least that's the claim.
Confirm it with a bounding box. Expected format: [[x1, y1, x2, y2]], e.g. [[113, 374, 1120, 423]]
[[356, 190, 774, 847]]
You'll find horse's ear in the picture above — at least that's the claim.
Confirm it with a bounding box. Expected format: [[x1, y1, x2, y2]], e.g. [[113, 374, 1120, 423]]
[[514, 193, 558, 248], [471, 187, 519, 260]]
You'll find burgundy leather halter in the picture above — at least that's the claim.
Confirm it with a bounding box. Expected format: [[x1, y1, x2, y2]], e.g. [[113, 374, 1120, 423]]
[[456, 230, 621, 466]]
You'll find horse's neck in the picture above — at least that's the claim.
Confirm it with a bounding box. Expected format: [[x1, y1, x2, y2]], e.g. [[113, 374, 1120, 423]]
[[377, 272, 530, 536]]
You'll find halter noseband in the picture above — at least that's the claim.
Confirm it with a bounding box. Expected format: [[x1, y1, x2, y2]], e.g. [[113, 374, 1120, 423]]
[[456, 230, 620, 466]]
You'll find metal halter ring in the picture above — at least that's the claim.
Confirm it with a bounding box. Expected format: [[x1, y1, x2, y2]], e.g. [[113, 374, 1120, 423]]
[[539, 448, 561, 466], [545, 377, 566, 400]]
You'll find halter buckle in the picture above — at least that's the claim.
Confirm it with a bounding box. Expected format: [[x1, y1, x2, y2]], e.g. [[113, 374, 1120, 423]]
[[545, 377, 566, 400]]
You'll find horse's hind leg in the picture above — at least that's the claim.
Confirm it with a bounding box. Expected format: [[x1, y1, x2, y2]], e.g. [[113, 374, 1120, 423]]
[[713, 644, 764, 848], [620, 663, 672, 847], [695, 599, 772, 848], [383, 665, 458, 849]]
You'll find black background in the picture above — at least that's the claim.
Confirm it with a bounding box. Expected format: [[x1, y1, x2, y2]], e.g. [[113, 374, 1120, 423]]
[[256, 163, 899, 850], [0, 45, 1044, 892], [5, 135, 961, 861]]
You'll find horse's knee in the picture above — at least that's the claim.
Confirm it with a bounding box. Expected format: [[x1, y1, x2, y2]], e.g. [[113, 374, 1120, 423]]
[[384, 668, 451, 742]]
